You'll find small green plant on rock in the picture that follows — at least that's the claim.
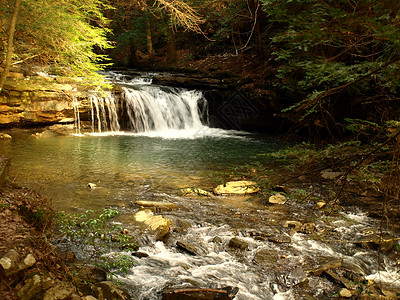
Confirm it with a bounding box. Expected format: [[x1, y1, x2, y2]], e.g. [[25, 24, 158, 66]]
[[56, 208, 136, 278]]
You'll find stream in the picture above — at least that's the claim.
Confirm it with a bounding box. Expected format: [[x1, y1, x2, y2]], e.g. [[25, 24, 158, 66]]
[[0, 72, 399, 299]]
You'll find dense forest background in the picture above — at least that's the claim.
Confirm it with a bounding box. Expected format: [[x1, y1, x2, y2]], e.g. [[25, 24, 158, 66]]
[[0, 0, 400, 137]]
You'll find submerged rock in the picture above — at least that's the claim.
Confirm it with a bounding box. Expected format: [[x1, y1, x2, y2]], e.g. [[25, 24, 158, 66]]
[[135, 200, 179, 211], [179, 187, 213, 197], [214, 181, 260, 195]]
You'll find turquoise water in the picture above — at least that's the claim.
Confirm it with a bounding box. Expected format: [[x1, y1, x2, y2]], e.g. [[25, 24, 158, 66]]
[[0, 128, 280, 212]]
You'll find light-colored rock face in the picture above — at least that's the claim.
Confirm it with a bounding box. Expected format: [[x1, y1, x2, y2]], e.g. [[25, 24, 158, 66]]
[[268, 193, 286, 204], [213, 181, 260, 195], [0, 76, 91, 127], [133, 209, 171, 240]]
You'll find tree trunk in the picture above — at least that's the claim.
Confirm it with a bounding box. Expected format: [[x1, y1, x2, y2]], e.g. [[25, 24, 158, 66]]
[[146, 17, 155, 56], [254, 0, 262, 52], [0, 0, 22, 92], [166, 24, 177, 63]]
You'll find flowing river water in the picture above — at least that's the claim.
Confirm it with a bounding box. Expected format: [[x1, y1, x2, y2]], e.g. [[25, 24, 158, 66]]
[[0, 72, 399, 299]]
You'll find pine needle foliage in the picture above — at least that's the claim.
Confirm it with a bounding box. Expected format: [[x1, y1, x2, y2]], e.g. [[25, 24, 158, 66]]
[[260, 0, 400, 133], [0, 0, 113, 78]]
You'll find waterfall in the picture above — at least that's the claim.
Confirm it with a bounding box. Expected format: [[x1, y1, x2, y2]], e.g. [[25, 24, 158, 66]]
[[85, 85, 208, 136], [89, 93, 120, 133], [122, 86, 207, 133], [72, 96, 81, 135]]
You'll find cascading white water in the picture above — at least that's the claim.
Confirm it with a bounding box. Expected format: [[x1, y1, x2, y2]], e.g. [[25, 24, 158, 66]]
[[89, 93, 120, 133], [72, 96, 81, 135], [122, 86, 206, 133], [86, 82, 209, 138]]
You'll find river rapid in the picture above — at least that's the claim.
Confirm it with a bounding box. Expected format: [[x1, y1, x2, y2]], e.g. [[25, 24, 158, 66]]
[[0, 72, 398, 299]]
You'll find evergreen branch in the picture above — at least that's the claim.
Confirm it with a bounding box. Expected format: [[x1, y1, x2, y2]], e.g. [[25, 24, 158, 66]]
[[295, 55, 400, 113]]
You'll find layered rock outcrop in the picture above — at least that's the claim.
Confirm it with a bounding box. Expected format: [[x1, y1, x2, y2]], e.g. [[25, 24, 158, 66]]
[[0, 72, 91, 127]]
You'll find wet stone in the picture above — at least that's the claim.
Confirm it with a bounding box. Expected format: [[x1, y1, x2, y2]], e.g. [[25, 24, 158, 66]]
[[339, 288, 352, 298], [268, 193, 287, 204], [284, 221, 302, 232], [135, 200, 179, 211], [268, 235, 291, 244], [307, 257, 343, 276], [253, 248, 278, 266], [300, 223, 316, 234], [132, 251, 149, 258], [176, 241, 201, 256], [214, 181, 260, 195], [279, 267, 308, 288], [315, 201, 326, 209], [228, 237, 249, 250], [163, 286, 239, 300]]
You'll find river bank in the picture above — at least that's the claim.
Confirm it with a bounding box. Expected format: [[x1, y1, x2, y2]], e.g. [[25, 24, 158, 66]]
[[0, 156, 133, 300]]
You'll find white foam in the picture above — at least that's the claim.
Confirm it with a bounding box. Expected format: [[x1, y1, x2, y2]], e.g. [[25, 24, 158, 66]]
[[83, 126, 247, 139]]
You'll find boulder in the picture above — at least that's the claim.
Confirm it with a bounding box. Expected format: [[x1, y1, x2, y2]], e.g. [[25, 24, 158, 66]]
[[339, 288, 352, 298], [133, 209, 171, 240], [72, 264, 107, 284], [228, 237, 249, 250], [0, 133, 12, 139], [94, 281, 130, 300], [253, 248, 278, 266], [18, 275, 53, 300], [17, 275, 42, 300], [214, 181, 260, 195], [176, 241, 202, 256], [0, 250, 36, 276], [284, 221, 302, 232], [132, 251, 149, 258], [307, 257, 343, 276], [268, 193, 286, 204], [134, 200, 179, 211], [43, 281, 76, 300]]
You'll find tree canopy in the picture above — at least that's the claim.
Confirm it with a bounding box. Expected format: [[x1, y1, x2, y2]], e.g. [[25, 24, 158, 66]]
[[0, 0, 112, 81]]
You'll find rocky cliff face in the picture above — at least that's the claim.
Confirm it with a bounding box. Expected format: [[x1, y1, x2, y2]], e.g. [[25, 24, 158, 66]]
[[0, 73, 91, 127]]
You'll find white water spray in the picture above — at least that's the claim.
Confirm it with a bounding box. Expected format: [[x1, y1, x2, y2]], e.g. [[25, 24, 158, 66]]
[[122, 86, 206, 133], [89, 93, 120, 133], [72, 96, 81, 135]]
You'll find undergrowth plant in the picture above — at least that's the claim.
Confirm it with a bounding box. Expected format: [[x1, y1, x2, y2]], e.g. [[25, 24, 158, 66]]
[[56, 208, 136, 278]]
